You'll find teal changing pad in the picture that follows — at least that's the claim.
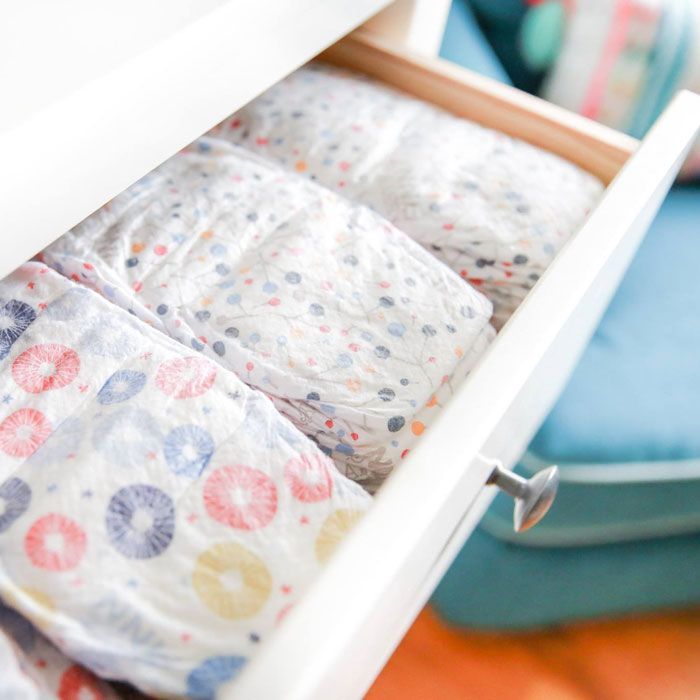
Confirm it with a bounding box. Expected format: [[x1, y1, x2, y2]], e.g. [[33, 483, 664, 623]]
[[433, 1, 700, 630], [433, 528, 700, 629], [433, 185, 700, 628], [481, 183, 700, 547]]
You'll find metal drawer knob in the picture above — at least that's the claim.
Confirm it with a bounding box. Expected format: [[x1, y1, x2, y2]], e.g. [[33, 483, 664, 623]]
[[487, 463, 559, 533]]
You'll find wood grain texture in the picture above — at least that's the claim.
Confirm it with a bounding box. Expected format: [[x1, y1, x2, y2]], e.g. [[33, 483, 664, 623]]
[[321, 30, 639, 183], [368, 608, 700, 700]]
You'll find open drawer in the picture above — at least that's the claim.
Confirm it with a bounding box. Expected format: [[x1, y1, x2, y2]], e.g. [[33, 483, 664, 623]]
[[2, 7, 700, 697], [228, 31, 700, 700]]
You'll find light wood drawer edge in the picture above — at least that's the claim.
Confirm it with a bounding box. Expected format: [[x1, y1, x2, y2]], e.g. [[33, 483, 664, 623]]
[[322, 29, 639, 183]]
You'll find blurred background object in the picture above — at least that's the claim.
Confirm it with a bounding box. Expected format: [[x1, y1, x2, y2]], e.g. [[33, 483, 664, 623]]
[[369, 607, 700, 700]]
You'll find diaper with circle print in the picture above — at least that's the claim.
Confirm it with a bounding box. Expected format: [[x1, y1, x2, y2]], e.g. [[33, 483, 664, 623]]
[[0, 263, 371, 697]]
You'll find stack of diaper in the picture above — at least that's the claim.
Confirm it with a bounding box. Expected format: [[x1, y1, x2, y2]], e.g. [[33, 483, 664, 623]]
[[0, 263, 371, 696], [0, 56, 608, 697], [522, 0, 700, 176], [212, 62, 603, 326], [44, 140, 495, 492]]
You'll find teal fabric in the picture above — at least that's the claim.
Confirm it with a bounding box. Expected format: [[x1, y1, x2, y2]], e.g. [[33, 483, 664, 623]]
[[434, 186, 700, 627], [519, 0, 566, 71], [530, 183, 700, 467], [435, 2, 700, 629], [468, 0, 526, 26], [432, 528, 700, 629], [466, 0, 545, 93], [480, 183, 700, 548], [439, 0, 511, 84]]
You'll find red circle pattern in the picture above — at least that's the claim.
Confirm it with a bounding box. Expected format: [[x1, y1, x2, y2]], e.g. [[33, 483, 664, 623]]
[[12, 344, 80, 394], [284, 453, 333, 502], [25, 514, 87, 571], [0, 408, 52, 458], [203, 465, 278, 530], [155, 356, 216, 399], [58, 665, 105, 700]]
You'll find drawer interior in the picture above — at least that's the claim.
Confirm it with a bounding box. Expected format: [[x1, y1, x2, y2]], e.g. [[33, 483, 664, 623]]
[[3, 24, 699, 700]]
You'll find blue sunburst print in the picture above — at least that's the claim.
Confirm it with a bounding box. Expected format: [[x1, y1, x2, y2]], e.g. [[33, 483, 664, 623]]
[[163, 425, 215, 478], [97, 369, 147, 405], [105, 484, 175, 559], [0, 299, 36, 360]]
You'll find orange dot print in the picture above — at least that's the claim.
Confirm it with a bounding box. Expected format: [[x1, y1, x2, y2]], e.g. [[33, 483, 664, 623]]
[[411, 421, 425, 436]]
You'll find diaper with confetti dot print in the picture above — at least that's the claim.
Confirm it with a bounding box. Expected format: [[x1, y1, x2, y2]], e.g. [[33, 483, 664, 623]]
[[213, 62, 604, 327], [0, 263, 371, 697], [44, 142, 495, 492]]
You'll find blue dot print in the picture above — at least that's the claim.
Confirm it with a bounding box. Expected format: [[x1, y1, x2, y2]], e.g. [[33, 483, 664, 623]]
[[106, 484, 175, 559]]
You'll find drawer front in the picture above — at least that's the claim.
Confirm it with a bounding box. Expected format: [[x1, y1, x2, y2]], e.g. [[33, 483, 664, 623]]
[[230, 36, 700, 700], [0, 0, 392, 284]]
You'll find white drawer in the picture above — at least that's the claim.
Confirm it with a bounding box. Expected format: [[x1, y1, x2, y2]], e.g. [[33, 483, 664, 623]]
[[2, 8, 700, 698], [0, 0, 393, 281], [229, 32, 700, 700]]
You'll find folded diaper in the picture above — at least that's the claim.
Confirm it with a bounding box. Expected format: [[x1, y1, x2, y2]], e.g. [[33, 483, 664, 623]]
[[44, 141, 494, 492], [0, 601, 120, 700], [211, 62, 604, 325], [0, 263, 371, 697]]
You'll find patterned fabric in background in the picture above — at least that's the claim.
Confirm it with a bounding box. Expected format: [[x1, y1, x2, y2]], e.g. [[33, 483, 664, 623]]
[[529, 0, 700, 177], [44, 142, 494, 492], [212, 62, 603, 326], [0, 263, 371, 697], [0, 601, 120, 700]]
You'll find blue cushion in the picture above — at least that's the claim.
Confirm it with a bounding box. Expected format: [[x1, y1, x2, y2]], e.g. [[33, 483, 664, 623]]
[[436, 3, 700, 627], [432, 527, 700, 629], [480, 183, 700, 547], [535, 188, 700, 464], [440, 0, 511, 84], [434, 185, 700, 627]]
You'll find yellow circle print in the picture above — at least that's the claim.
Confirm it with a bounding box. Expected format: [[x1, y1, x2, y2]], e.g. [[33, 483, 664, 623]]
[[193, 542, 272, 619], [315, 509, 365, 564]]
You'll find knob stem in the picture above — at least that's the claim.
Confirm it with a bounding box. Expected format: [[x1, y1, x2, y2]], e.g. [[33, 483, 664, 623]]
[[486, 463, 559, 533], [487, 468, 529, 499]]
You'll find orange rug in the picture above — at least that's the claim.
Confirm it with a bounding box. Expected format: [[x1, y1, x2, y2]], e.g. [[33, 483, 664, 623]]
[[367, 607, 700, 700]]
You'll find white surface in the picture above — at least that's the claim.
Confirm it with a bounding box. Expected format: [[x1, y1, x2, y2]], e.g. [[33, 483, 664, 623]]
[[229, 91, 700, 700], [0, 0, 391, 281], [364, 0, 452, 55], [0, 0, 227, 132]]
